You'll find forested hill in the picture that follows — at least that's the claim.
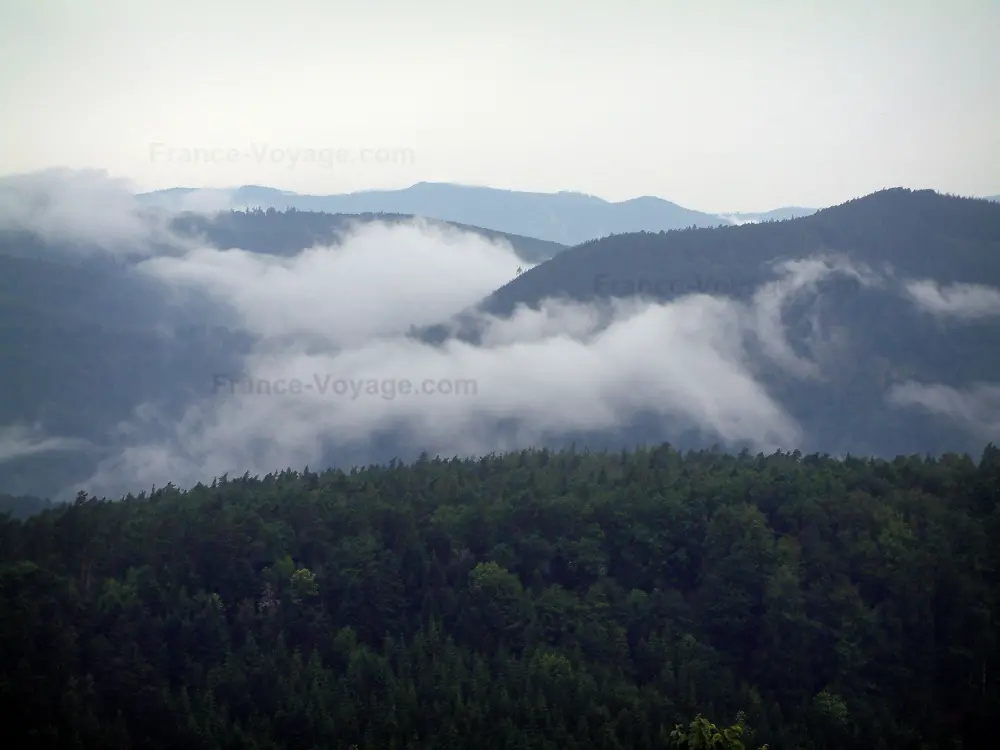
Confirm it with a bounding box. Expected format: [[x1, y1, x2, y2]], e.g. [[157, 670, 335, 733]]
[[0, 493, 51, 518], [170, 208, 568, 264], [417, 189, 1000, 462], [482, 189, 1000, 316], [2, 444, 999, 749]]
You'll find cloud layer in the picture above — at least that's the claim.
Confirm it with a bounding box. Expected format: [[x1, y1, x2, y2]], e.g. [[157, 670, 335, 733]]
[[0, 424, 89, 464], [904, 279, 1000, 320], [77, 249, 867, 496], [1, 170, 997, 499]]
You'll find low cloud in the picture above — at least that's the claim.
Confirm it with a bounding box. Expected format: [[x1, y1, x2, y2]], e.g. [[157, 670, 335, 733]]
[[888, 381, 1000, 441], [0, 169, 991, 500], [0, 168, 186, 255], [0, 424, 89, 464], [719, 215, 758, 226], [904, 280, 1000, 319], [80, 250, 879, 497], [749, 256, 880, 379], [138, 219, 530, 347], [159, 188, 236, 214]]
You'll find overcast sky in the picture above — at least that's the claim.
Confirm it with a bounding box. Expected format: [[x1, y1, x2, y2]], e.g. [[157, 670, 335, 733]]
[[1, 0, 997, 212]]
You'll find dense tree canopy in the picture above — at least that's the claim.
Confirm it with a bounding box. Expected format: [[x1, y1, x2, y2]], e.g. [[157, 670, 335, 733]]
[[2, 443, 998, 748]]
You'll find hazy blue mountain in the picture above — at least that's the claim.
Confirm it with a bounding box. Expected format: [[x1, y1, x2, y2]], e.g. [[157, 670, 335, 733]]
[[137, 185, 1000, 247], [138, 182, 731, 245]]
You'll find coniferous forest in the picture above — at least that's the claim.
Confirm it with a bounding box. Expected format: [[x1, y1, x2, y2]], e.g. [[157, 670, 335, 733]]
[[3, 444, 999, 749]]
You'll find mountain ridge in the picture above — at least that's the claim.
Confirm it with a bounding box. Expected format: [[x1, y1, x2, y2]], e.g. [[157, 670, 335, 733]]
[[482, 187, 1000, 316], [137, 183, 1000, 244], [136, 183, 745, 244]]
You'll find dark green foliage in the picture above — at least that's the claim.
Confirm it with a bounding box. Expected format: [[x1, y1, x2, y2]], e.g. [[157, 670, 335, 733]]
[[1, 444, 998, 748], [0, 493, 52, 518]]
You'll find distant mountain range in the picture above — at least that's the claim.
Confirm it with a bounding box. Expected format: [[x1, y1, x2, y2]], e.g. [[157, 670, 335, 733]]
[[3, 177, 1000, 501], [137, 185, 1000, 244], [137, 183, 822, 245]]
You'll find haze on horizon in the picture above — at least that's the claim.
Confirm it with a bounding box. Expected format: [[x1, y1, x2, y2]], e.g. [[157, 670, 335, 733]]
[[1, 0, 998, 212]]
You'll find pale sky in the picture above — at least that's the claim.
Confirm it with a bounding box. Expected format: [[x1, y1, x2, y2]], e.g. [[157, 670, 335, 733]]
[[0, 0, 997, 212]]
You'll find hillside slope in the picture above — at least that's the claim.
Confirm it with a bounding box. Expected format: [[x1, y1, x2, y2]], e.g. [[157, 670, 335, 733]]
[[440, 190, 1000, 458], [483, 189, 1000, 315]]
